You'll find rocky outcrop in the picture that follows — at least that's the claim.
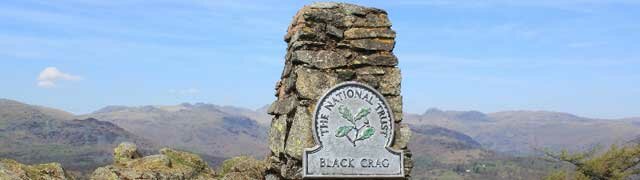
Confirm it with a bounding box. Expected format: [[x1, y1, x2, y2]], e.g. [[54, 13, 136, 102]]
[[112, 142, 142, 166], [0, 159, 74, 180], [90, 142, 216, 180], [266, 2, 412, 179], [217, 156, 268, 180]]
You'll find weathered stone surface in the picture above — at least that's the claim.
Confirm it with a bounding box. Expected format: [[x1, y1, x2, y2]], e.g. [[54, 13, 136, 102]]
[[295, 68, 338, 99], [355, 66, 386, 75], [356, 74, 380, 88], [335, 69, 356, 81], [392, 124, 412, 150], [289, 41, 325, 50], [353, 52, 398, 66], [265, 173, 283, 180], [403, 150, 414, 176], [268, 94, 298, 115], [386, 95, 404, 122], [326, 24, 344, 38], [0, 159, 74, 180], [280, 159, 302, 179], [113, 142, 141, 165], [309, 2, 339, 9], [282, 75, 296, 94], [302, 9, 341, 24], [275, 74, 297, 98], [347, 13, 392, 27], [350, 39, 395, 51], [268, 115, 287, 155], [345, 28, 396, 39], [337, 42, 351, 48], [299, 99, 313, 107], [284, 107, 315, 160], [218, 156, 268, 180], [281, 60, 293, 78], [292, 50, 347, 69], [380, 67, 401, 95], [91, 142, 216, 180], [341, 3, 368, 16], [269, 2, 411, 179], [160, 148, 208, 170], [286, 24, 321, 43]]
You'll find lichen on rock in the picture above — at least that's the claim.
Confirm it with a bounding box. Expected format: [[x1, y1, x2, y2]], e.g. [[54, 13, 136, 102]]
[[90, 142, 216, 180], [113, 142, 141, 166], [217, 156, 268, 180], [0, 159, 74, 180]]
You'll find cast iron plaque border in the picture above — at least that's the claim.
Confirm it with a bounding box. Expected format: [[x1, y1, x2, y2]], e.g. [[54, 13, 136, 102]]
[[303, 81, 405, 179]]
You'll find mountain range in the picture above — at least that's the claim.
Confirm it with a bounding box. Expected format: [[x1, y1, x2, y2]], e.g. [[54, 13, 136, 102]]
[[80, 103, 269, 159], [408, 124, 561, 179], [0, 99, 153, 177], [1, 98, 638, 179], [405, 108, 640, 155]]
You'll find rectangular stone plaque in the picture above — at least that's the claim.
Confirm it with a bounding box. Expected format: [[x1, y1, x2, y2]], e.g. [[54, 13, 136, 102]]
[[303, 82, 404, 178]]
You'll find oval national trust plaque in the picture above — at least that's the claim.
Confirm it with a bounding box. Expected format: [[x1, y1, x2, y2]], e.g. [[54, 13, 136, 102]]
[[303, 81, 404, 178]]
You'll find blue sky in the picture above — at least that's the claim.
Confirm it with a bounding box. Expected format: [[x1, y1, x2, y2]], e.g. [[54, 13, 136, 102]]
[[0, 0, 638, 118]]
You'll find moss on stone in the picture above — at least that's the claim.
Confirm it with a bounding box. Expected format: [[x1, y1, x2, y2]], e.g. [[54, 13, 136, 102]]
[[0, 159, 74, 180], [91, 142, 216, 180], [218, 156, 267, 179]]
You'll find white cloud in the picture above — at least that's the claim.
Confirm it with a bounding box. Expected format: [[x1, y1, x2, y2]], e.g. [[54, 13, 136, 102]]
[[37, 81, 55, 88], [169, 88, 200, 95], [37, 67, 82, 88]]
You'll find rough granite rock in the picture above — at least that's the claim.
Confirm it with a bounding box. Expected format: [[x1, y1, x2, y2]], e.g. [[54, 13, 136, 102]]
[[352, 52, 398, 66], [218, 156, 268, 180], [90, 142, 216, 180], [268, 115, 288, 156], [294, 67, 338, 100], [344, 28, 396, 39], [283, 107, 315, 160], [291, 50, 348, 69], [349, 38, 395, 51], [113, 142, 142, 165], [267, 2, 413, 179], [0, 159, 74, 180]]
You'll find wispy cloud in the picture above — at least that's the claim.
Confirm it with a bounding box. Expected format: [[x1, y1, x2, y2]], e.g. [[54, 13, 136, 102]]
[[37, 67, 82, 88]]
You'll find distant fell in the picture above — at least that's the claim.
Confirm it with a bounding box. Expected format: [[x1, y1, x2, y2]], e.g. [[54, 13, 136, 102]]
[[0, 98, 74, 121], [82, 102, 269, 160], [0, 99, 153, 177], [405, 108, 640, 155]]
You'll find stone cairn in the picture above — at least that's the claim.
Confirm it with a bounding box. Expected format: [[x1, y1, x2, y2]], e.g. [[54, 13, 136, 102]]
[[266, 2, 412, 179]]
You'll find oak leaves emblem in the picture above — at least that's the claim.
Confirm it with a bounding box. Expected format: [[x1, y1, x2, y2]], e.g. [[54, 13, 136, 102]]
[[335, 105, 375, 147]]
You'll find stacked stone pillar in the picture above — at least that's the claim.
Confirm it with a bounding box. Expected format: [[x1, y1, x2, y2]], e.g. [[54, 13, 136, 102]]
[[266, 2, 412, 179]]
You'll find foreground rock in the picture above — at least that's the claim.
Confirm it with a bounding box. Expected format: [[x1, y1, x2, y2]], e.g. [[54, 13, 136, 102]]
[[91, 142, 216, 180], [217, 156, 268, 180], [0, 159, 74, 180]]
